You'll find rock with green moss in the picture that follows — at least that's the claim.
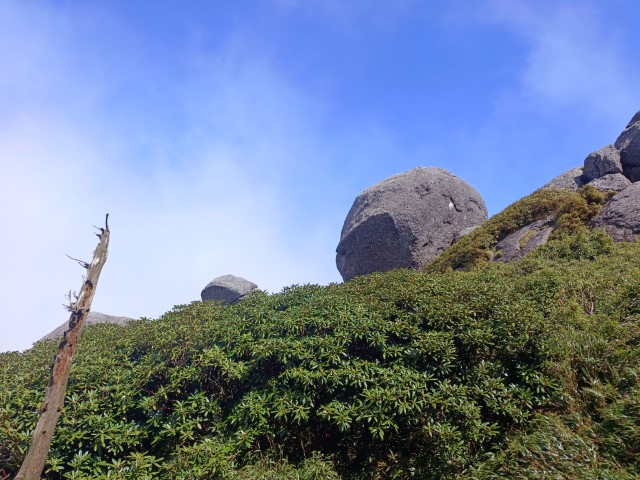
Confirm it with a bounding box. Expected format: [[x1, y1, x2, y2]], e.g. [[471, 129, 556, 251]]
[[426, 186, 613, 272], [494, 217, 554, 262]]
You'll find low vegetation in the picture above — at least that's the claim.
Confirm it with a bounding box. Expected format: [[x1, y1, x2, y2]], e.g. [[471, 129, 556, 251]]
[[1, 190, 638, 479], [427, 185, 616, 272]]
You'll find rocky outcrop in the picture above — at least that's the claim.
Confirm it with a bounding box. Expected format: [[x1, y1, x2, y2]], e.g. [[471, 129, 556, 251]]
[[586, 173, 631, 192], [40, 312, 133, 342], [541, 167, 585, 191], [494, 218, 554, 263], [336, 167, 487, 281], [541, 111, 640, 191], [504, 110, 640, 258], [614, 110, 640, 181], [201, 275, 258, 304], [583, 145, 623, 182], [592, 183, 640, 241]]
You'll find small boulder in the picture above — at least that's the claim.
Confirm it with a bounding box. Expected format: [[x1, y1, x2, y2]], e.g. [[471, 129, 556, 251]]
[[40, 312, 133, 342], [582, 145, 623, 182], [592, 183, 640, 241], [494, 217, 554, 263], [586, 173, 631, 192], [614, 110, 640, 181], [336, 167, 487, 281], [201, 275, 258, 304], [541, 167, 585, 191]]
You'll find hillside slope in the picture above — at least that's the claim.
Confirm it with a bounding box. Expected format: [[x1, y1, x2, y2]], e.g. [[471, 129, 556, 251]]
[[1, 196, 639, 479]]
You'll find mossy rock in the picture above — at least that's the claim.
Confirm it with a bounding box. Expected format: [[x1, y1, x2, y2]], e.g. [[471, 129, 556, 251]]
[[426, 185, 616, 272]]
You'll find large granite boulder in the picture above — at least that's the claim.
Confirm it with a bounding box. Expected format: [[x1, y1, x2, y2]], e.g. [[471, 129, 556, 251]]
[[40, 312, 133, 342], [614, 110, 640, 181], [586, 173, 631, 192], [541, 167, 585, 191], [336, 167, 488, 281], [582, 145, 623, 182], [592, 183, 640, 241], [201, 275, 258, 304]]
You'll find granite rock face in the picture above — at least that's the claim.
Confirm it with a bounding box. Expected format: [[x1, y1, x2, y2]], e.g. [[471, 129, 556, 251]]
[[40, 312, 134, 342], [586, 173, 631, 192], [201, 275, 258, 304], [614, 110, 640, 181], [583, 145, 623, 182], [592, 183, 640, 241], [541, 167, 585, 191], [336, 167, 488, 281]]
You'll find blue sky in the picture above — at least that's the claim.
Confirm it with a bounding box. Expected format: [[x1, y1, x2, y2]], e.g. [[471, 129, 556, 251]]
[[1, 0, 639, 351]]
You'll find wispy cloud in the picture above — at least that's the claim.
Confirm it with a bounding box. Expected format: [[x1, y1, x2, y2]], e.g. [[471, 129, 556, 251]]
[[437, 0, 640, 211], [0, 2, 343, 352], [448, 0, 639, 122], [490, 0, 636, 120]]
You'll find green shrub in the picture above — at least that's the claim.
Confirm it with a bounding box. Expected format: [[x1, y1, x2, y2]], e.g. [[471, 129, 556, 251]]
[[1, 232, 638, 478]]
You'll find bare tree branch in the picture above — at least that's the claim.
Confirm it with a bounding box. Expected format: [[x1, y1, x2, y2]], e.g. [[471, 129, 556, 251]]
[[15, 215, 111, 480]]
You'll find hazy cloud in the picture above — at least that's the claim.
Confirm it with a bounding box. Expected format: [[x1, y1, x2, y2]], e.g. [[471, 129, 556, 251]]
[[450, 0, 639, 121], [0, 2, 343, 352]]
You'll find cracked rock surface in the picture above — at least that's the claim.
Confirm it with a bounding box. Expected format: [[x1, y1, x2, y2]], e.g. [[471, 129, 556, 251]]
[[592, 182, 640, 241], [336, 167, 487, 281]]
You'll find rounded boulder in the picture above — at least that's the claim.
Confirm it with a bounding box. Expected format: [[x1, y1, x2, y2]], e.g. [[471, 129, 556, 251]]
[[201, 275, 258, 304], [582, 145, 623, 182], [336, 167, 487, 281]]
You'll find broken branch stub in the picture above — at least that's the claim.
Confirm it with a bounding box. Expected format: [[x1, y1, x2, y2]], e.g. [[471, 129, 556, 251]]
[[15, 214, 110, 480]]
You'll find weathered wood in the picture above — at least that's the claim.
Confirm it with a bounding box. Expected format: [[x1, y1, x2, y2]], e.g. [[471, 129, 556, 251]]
[[15, 215, 110, 480]]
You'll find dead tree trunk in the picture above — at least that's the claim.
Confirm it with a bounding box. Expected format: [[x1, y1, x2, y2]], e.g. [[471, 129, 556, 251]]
[[15, 215, 110, 480]]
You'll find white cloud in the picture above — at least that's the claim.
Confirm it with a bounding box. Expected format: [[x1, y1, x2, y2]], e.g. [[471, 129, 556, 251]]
[[0, 2, 343, 352], [434, 0, 640, 212], [449, 0, 639, 122]]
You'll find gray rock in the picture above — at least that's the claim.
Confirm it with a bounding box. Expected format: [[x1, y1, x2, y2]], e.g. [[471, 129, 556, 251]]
[[494, 217, 554, 263], [592, 183, 640, 241], [454, 225, 480, 243], [336, 167, 488, 281], [201, 274, 258, 304], [624, 166, 640, 182], [587, 173, 631, 192], [582, 145, 623, 182], [40, 311, 133, 342], [614, 110, 640, 181], [541, 167, 585, 191], [626, 110, 640, 126]]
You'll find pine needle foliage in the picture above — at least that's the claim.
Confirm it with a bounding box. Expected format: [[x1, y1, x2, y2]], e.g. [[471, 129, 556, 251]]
[[1, 218, 639, 478]]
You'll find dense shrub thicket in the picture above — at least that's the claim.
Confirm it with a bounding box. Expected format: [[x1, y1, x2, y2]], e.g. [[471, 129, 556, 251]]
[[1, 196, 639, 478]]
